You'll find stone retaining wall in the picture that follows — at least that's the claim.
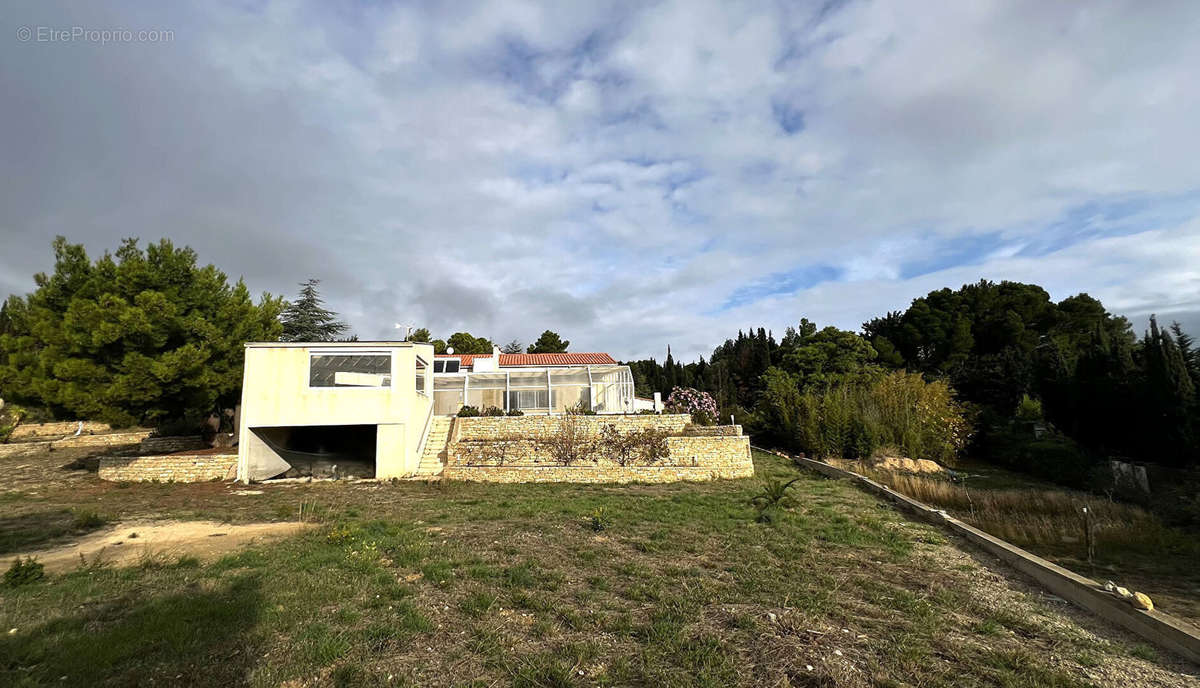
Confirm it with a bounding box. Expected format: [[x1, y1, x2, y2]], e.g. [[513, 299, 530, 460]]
[[446, 413, 752, 483], [140, 435, 208, 454], [453, 413, 692, 440], [444, 459, 751, 483], [681, 424, 742, 436], [99, 452, 237, 482], [0, 430, 151, 458], [9, 421, 112, 440]]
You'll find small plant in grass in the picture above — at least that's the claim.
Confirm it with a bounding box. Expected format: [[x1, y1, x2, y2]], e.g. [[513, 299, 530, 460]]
[[71, 509, 108, 531], [751, 478, 799, 523], [1130, 644, 1157, 661], [4, 556, 45, 587], [459, 590, 498, 617], [588, 507, 612, 532]]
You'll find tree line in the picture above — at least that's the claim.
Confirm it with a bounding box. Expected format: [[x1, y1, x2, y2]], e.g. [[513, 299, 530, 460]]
[[405, 329, 569, 355], [3, 238, 1196, 486], [626, 280, 1200, 481]]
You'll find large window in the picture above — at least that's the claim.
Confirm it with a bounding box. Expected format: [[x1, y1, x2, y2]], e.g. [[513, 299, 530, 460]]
[[433, 360, 460, 374], [508, 389, 552, 410], [309, 352, 392, 387]]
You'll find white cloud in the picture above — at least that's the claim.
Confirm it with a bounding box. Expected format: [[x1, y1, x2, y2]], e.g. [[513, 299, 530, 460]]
[[1, 0, 1198, 361]]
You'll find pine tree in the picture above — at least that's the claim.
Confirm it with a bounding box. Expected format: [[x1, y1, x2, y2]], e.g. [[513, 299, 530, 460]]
[[1170, 322, 1200, 388], [528, 330, 569, 353], [0, 237, 284, 426], [280, 279, 348, 342]]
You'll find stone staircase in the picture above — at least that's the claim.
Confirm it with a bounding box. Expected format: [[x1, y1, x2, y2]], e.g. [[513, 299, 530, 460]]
[[415, 416, 453, 477]]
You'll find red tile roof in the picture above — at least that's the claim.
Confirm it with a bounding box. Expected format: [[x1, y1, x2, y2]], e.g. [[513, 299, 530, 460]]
[[434, 352, 617, 367], [434, 354, 491, 366], [498, 353, 616, 367]]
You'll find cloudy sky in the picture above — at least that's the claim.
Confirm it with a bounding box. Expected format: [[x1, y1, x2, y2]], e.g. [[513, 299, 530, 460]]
[[3, 1, 1199, 360]]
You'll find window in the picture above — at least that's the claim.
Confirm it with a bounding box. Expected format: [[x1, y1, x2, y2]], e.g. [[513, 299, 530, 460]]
[[508, 389, 552, 409], [433, 360, 460, 374], [309, 353, 391, 387], [415, 356, 427, 394]]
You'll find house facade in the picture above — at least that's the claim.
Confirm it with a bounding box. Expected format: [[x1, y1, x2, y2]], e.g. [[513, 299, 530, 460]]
[[236, 341, 636, 482], [431, 349, 635, 415]]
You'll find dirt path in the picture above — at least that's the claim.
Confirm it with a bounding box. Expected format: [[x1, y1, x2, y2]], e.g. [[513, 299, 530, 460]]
[[1, 519, 314, 573]]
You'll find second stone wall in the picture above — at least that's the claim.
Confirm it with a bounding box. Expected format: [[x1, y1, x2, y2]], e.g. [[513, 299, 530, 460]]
[[99, 452, 237, 482], [9, 421, 112, 440], [0, 429, 152, 458]]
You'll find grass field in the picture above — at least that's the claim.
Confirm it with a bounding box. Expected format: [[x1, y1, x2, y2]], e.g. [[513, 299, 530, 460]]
[[0, 449, 1196, 687]]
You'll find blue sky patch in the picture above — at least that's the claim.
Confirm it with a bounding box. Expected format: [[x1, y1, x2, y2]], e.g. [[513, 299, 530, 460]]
[[717, 263, 842, 312]]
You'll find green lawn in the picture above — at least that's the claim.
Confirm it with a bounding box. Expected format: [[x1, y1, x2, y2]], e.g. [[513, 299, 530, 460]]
[[0, 451, 1193, 687]]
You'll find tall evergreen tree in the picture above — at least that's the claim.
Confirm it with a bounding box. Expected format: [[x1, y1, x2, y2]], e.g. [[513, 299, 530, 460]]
[[528, 330, 569, 353], [280, 279, 348, 342], [0, 237, 284, 426]]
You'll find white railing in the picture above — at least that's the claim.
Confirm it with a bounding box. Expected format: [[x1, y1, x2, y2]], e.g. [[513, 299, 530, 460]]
[[413, 397, 435, 475]]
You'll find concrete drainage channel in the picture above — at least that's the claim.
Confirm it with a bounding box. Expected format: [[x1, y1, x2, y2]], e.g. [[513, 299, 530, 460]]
[[756, 446, 1200, 665]]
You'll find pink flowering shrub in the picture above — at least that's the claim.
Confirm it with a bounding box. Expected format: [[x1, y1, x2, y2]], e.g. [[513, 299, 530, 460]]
[[664, 386, 719, 426]]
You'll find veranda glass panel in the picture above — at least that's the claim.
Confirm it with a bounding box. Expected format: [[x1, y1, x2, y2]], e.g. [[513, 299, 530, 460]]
[[309, 354, 391, 387]]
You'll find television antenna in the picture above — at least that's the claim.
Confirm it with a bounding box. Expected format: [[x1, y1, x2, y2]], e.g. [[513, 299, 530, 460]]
[[394, 322, 414, 340]]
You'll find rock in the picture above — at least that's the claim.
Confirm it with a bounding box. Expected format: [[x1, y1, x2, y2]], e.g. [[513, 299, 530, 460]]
[[1104, 581, 1117, 592], [1132, 592, 1154, 611], [1116, 587, 1133, 599], [869, 456, 946, 474]]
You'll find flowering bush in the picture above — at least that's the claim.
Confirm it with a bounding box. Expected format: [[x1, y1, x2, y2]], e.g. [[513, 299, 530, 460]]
[[664, 387, 719, 426]]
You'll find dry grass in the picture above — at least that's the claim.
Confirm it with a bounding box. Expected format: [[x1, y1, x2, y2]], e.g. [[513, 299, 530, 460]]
[[842, 462, 1188, 553]]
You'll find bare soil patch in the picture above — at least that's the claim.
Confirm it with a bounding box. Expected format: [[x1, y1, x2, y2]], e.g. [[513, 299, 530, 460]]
[[1, 519, 313, 573]]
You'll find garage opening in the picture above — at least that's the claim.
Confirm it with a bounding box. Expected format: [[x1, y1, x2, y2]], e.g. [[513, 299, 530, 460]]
[[248, 425, 376, 480]]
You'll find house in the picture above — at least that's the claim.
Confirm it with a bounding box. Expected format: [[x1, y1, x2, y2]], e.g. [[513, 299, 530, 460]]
[[236, 341, 636, 482], [430, 348, 635, 415]]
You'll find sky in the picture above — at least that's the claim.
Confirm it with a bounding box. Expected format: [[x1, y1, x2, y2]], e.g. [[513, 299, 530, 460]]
[[2, 1, 1199, 361]]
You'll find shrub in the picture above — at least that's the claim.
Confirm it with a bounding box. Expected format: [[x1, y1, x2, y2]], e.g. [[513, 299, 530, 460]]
[[71, 509, 108, 531], [664, 387, 719, 425], [786, 371, 970, 464], [457, 405, 481, 417], [0, 403, 26, 443], [482, 406, 505, 417], [544, 414, 596, 465], [506, 409, 524, 416], [458, 437, 520, 466], [4, 557, 45, 587], [597, 425, 669, 466], [568, 400, 597, 415]]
